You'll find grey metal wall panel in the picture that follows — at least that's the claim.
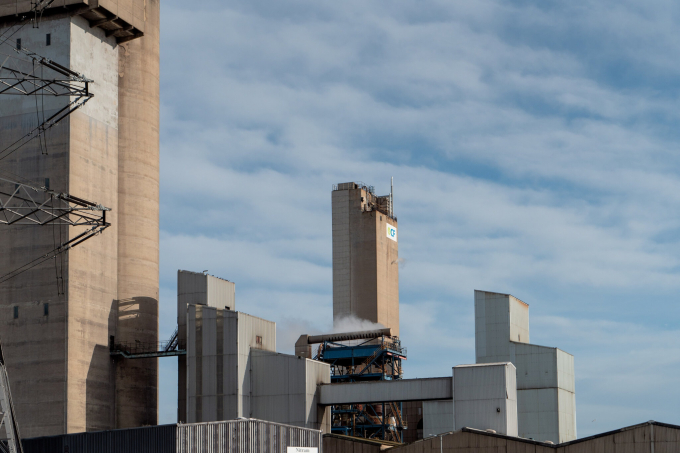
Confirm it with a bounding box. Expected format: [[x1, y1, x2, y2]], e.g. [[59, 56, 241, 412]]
[[556, 348, 575, 393], [557, 387, 577, 442], [453, 363, 510, 401], [319, 377, 452, 405], [23, 424, 177, 453], [250, 350, 330, 430], [453, 363, 517, 436], [517, 387, 559, 442], [176, 419, 322, 453], [422, 400, 453, 437], [24, 420, 321, 453], [511, 343, 558, 390], [207, 277, 236, 311]]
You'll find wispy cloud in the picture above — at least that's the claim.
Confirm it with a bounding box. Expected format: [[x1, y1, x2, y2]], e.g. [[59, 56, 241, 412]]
[[158, 0, 680, 433]]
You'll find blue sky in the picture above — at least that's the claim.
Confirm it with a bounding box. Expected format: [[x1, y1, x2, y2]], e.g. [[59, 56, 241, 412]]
[[157, 0, 680, 437]]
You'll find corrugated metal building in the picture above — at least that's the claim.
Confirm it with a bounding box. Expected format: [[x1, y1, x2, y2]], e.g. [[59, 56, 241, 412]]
[[23, 419, 322, 453], [386, 421, 680, 452]]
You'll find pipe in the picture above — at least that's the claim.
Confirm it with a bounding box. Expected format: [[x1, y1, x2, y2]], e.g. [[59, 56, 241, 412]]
[[307, 328, 392, 344]]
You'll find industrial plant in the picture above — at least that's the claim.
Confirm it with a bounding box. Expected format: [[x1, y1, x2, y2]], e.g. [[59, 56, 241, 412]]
[[0, 1, 678, 452]]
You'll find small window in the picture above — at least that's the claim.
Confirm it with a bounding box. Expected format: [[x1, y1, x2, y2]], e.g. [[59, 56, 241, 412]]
[[44, 303, 49, 316], [256, 335, 263, 346], [44, 178, 50, 190], [16, 38, 20, 50], [46, 34, 51, 46], [13, 306, 18, 319]]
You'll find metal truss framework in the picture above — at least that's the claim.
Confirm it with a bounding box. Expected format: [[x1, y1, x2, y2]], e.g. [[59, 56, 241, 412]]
[[0, 52, 93, 161], [0, 0, 108, 287], [0, 176, 110, 285], [316, 335, 407, 442], [0, 52, 91, 97], [0, 176, 109, 227]]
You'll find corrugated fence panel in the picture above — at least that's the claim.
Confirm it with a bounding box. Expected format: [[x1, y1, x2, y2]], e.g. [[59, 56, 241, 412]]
[[23, 424, 177, 453], [23, 419, 321, 453], [177, 419, 322, 453]]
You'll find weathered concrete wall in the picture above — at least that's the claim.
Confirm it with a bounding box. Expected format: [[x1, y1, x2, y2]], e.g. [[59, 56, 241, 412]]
[[65, 15, 120, 433], [114, 0, 160, 429], [332, 183, 399, 335], [0, 15, 72, 438], [0, 13, 120, 436], [0, 0, 160, 436]]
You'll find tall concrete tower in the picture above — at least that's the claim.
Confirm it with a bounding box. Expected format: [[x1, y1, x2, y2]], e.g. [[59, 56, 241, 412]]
[[332, 182, 399, 335], [0, 0, 159, 437]]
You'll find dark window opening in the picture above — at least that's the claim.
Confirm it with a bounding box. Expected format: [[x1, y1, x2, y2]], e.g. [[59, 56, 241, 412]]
[[46, 34, 51, 46], [44, 178, 50, 190], [13, 306, 18, 319], [44, 303, 49, 316], [16, 38, 21, 50], [256, 335, 263, 346]]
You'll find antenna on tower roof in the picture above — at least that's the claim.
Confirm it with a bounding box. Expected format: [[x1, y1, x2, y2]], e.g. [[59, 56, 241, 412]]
[[390, 177, 394, 218]]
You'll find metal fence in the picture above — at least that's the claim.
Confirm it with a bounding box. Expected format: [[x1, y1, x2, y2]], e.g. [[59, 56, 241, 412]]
[[23, 419, 321, 453], [177, 419, 322, 453], [23, 424, 176, 453]]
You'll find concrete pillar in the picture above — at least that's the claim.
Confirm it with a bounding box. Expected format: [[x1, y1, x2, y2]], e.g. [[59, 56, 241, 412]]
[[114, 0, 161, 428]]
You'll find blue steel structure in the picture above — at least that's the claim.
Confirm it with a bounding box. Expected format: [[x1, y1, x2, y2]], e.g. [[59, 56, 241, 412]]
[[315, 335, 407, 442]]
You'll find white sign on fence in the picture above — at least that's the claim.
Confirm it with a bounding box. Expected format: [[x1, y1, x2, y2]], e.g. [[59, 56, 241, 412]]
[[287, 448, 318, 453]]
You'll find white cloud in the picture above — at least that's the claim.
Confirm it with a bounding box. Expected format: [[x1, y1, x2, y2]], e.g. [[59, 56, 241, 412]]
[[158, 0, 680, 433]]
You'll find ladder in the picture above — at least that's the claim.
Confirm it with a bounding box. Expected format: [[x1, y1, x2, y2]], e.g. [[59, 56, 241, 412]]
[[0, 341, 23, 453]]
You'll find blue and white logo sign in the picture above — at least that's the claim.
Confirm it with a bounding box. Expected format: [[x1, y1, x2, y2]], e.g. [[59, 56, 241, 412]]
[[386, 224, 397, 242]]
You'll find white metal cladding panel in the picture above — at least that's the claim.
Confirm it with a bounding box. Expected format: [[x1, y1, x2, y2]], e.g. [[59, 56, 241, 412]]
[[453, 363, 512, 401], [508, 296, 530, 344], [422, 400, 453, 437], [305, 359, 331, 431], [237, 313, 277, 417], [23, 424, 177, 453], [506, 396, 518, 437], [511, 343, 558, 390], [319, 377, 452, 405], [557, 388, 577, 442], [453, 398, 512, 434], [207, 276, 236, 311], [517, 388, 559, 443], [505, 362, 517, 402], [250, 351, 309, 426], [177, 419, 322, 453], [556, 348, 575, 393], [475, 292, 512, 363]]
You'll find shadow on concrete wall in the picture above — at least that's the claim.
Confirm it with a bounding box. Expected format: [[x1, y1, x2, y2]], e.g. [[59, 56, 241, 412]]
[[114, 296, 158, 428], [85, 300, 117, 431]]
